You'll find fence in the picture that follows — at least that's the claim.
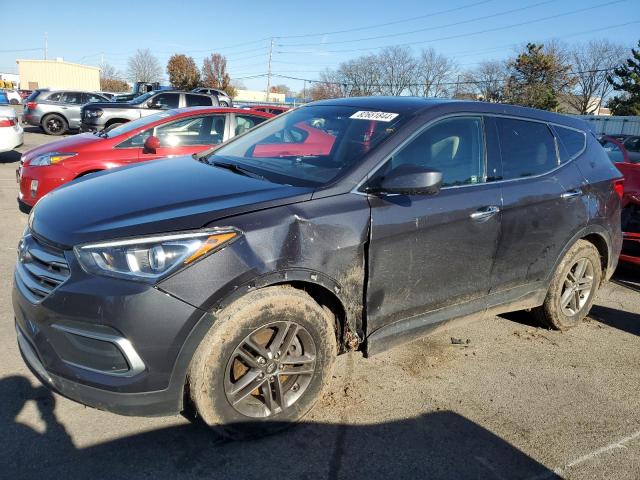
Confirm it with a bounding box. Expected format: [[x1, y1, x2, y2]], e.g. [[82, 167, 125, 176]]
[[566, 115, 640, 136]]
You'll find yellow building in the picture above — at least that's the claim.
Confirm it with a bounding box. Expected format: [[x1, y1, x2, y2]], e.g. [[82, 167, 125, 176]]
[[16, 59, 100, 91]]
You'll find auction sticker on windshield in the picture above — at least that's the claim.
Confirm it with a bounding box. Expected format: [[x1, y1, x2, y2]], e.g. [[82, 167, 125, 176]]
[[350, 111, 399, 122]]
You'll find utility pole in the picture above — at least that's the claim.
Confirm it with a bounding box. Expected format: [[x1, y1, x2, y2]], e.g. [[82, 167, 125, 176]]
[[266, 38, 274, 103], [44, 32, 48, 60]]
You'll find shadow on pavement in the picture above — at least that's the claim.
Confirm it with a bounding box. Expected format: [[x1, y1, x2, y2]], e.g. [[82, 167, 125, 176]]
[[0, 150, 21, 164], [0, 374, 558, 480], [589, 304, 640, 336]]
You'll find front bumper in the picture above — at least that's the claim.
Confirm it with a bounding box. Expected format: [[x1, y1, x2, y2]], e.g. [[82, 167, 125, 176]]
[[17, 163, 75, 207], [12, 247, 208, 416]]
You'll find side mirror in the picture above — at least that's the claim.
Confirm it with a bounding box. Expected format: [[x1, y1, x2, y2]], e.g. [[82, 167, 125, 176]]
[[143, 135, 161, 154], [372, 164, 443, 195]]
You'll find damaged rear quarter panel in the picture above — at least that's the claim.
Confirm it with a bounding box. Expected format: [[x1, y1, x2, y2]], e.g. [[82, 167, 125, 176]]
[[159, 193, 371, 339]]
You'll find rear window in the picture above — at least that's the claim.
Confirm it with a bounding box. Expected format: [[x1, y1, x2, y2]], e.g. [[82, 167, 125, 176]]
[[553, 125, 586, 162], [495, 117, 559, 180], [26, 90, 43, 102], [186, 94, 213, 107]]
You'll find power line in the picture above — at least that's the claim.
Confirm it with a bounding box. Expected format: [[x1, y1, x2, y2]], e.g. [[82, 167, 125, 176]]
[[278, 0, 627, 55], [279, 0, 555, 47], [0, 47, 43, 53]]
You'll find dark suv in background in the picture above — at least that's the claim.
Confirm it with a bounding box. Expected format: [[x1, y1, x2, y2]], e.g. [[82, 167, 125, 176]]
[[80, 90, 219, 132], [13, 97, 622, 439], [23, 90, 111, 135]]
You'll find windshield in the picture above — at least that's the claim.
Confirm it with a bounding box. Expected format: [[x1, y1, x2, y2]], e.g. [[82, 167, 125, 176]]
[[128, 92, 154, 105], [103, 110, 176, 137], [206, 105, 407, 187]]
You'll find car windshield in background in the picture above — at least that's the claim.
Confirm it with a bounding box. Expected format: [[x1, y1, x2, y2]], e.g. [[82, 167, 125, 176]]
[[206, 105, 407, 187], [0, 92, 8, 105], [103, 111, 176, 137]]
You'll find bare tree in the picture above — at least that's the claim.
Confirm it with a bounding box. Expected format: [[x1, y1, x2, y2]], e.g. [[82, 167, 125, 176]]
[[99, 63, 130, 92], [377, 46, 417, 96], [127, 49, 163, 83], [565, 40, 626, 114], [201, 53, 236, 97], [409, 48, 456, 97], [309, 70, 348, 100], [338, 55, 381, 96], [462, 60, 508, 102]]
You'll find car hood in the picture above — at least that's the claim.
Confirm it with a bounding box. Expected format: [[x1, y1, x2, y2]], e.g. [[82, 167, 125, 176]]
[[21, 133, 102, 162], [31, 156, 313, 247]]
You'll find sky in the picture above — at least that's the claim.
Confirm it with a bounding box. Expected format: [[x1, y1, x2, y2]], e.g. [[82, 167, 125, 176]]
[[1, 0, 638, 93]]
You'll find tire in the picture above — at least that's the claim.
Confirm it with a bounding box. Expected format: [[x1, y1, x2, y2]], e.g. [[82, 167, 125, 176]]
[[188, 286, 337, 439], [104, 122, 124, 132], [41, 114, 68, 135], [533, 240, 602, 330], [10, 99, 18, 105], [219, 101, 229, 107]]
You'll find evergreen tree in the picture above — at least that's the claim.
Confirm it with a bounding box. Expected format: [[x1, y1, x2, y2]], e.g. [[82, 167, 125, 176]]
[[607, 40, 640, 116]]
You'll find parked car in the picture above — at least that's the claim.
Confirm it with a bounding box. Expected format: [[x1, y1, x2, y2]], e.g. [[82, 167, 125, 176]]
[[191, 88, 233, 107], [622, 135, 640, 163], [80, 91, 219, 132], [23, 90, 111, 135], [14, 98, 622, 439], [248, 105, 290, 115], [0, 92, 23, 153], [2, 89, 22, 105], [93, 91, 118, 101], [18, 90, 32, 100], [17, 107, 272, 210], [599, 136, 640, 267]]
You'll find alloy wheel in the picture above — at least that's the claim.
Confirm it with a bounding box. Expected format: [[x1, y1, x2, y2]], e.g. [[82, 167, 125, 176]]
[[46, 117, 63, 133], [224, 321, 317, 418], [559, 258, 594, 316]]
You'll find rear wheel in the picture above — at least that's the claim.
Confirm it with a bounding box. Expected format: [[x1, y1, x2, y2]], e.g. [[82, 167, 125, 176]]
[[219, 101, 229, 107], [188, 286, 337, 439], [42, 114, 68, 135], [533, 240, 601, 329]]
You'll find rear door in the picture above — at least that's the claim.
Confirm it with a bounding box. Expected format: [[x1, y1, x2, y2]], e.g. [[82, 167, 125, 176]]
[[366, 115, 502, 333], [489, 116, 588, 299]]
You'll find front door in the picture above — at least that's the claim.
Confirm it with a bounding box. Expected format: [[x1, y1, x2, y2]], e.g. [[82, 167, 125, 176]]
[[366, 116, 502, 334]]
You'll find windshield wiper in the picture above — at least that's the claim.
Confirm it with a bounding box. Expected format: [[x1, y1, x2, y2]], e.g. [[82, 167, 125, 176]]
[[210, 161, 266, 181]]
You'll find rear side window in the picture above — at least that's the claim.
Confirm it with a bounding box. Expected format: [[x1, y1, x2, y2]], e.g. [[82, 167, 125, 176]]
[[495, 118, 558, 180], [46, 92, 63, 102], [235, 114, 267, 135], [624, 137, 640, 153], [186, 94, 213, 107], [553, 125, 586, 162], [61, 92, 84, 104], [153, 93, 180, 109]]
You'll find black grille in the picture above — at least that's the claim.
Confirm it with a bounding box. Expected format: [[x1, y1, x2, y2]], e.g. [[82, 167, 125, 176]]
[[15, 233, 70, 303]]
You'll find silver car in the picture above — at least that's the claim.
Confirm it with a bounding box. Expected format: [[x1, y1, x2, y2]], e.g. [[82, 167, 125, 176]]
[[191, 87, 233, 107], [23, 90, 110, 135]]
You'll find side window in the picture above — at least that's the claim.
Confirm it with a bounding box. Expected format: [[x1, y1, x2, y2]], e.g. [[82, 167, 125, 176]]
[[386, 116, 485, 188], [553, 125, 586, 162], [155, 115, 226, 147], [624, 137, 640, 153], [116, 129, 151, 148], [495, 118, 558, 179], [235, 115, 267, 136], [599, 140, 624, 164], [152, 93, 180, 109], [61, 92, 84, 104], [46, 92, 63, 102], [85, 93, 106, 103], [186, 94, 213, 107]]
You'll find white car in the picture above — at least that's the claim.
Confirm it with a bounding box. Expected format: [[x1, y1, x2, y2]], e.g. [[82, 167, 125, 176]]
[[2, 89, 22, 105], [0, 105, 23, 153]]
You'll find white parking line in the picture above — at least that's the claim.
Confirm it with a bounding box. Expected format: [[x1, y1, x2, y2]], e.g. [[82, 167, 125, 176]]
[[527, 429, 640, 479]]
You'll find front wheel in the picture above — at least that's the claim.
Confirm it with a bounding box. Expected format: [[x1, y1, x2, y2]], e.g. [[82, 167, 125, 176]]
[[188, 286, 337, 439], [533, 240, 602, 329]]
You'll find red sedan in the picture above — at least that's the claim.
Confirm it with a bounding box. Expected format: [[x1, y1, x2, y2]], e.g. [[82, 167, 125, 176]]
[[600, 136, 640, 266], [17, 107, 272, 209]]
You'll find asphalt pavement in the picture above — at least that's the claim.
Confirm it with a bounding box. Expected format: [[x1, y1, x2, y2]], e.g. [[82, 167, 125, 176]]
[[0, 130, 638, 479]]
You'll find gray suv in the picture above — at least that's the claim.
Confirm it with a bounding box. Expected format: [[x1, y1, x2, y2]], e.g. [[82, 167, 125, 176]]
[[81, 90, 219, 132], [191, 87, 233, 107], [23, 90, 111, 135]]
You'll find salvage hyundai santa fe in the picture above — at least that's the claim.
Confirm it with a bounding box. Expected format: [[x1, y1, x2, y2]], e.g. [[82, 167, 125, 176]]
[[13, 97, 622, 438]]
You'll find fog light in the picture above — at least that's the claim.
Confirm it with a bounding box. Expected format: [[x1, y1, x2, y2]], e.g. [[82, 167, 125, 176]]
[[30, 180, 38, 198]]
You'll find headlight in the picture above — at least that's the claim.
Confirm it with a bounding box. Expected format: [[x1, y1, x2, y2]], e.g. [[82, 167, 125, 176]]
[[84, 109, 103, 118], [29, 152, 77, 166], [74, 229, 239, 283]]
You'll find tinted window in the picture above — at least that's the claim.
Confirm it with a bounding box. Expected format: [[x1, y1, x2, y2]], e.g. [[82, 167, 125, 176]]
[[234, 115, 267, 135], [153, 93, 179, 109], [186, 94, 213, 107], [85, 93, 107, 103], [496, 118, 558, 179], [385, 116, 485, 187], [61, 92, 84, 104], [624, 137, 640, 153], [599, 139, 625, 164], [155, 115, 225, 147], [553, 125, 586, 161], [46, 92, 63, 102]]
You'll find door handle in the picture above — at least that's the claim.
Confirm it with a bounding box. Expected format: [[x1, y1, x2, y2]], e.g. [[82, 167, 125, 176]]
[[561, 189, 581, 199], [470, 206, 500, 221]]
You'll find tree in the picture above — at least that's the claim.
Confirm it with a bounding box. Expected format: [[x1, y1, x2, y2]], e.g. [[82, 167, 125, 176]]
[[462, 60, 508, 102], [607, 40, 640, 116], [503, 43, 574, 111], [565, 40, 626, 114], [377, 46, 417, 96], [166, 54, 200, 90], [270, 84, 293, 96], [308, 70, 347, 100], [99, 63, 129, 92], [201, 53, 236, 97], [408, 48, 456, 98], [338, 55, 381, 96], [127, 49, 163, 83]]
